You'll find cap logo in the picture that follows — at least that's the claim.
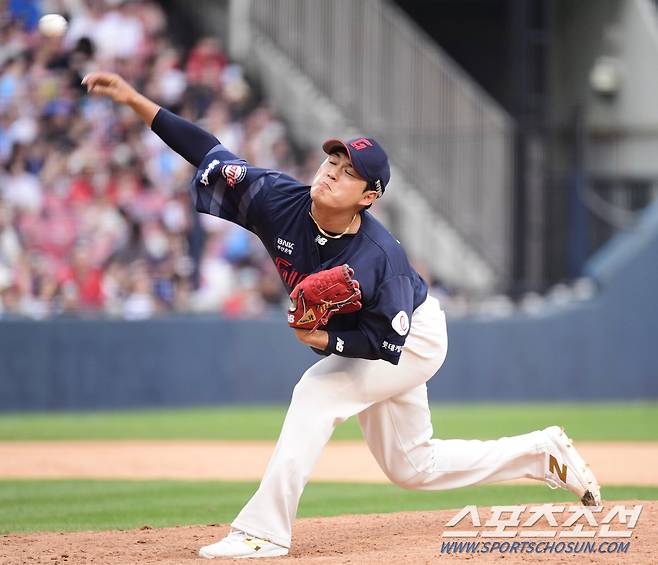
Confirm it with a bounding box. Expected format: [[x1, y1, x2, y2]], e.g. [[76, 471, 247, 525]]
[[374, 179, 382, 192], [350, 138, 373, 151]]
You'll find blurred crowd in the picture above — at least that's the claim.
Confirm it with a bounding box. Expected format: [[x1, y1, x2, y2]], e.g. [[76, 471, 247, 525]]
[[0, 0, 324, 320]]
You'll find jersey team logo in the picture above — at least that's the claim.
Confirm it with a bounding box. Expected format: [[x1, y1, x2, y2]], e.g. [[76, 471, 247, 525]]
[[275, 257, 307, 289], [221, 164, 247, 188], [391, 310, 409, 336]]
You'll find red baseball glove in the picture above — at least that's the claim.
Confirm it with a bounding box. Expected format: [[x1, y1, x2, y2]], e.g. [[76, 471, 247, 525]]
[[288, 264, 362, 332]]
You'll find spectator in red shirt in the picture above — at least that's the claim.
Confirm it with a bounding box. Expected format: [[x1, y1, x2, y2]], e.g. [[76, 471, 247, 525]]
[[185, 37, 228, 87], [59, 245, 104, 309]]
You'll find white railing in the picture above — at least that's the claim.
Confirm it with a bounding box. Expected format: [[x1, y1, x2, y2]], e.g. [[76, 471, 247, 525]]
[[249, 0, 514, 282]]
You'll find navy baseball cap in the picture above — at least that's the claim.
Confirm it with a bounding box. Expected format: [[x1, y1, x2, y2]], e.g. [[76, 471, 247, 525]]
[[322, 137, 391, 196]]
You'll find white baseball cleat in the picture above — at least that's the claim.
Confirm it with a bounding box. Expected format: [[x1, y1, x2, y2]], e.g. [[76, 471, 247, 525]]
[[543, 426, 602, 506], [199, 529, 289, 559]]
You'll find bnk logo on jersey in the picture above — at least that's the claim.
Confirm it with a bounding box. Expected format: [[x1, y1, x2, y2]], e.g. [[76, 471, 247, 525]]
[[221, 164, 247, 188]]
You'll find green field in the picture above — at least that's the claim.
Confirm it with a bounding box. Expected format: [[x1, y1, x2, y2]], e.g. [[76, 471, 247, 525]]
[[1, 480, 656, 534], [1, 402, 657, 441], [1, 403, 656, 535]]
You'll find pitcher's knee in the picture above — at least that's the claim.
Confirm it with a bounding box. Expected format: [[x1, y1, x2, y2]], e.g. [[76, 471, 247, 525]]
[[407, 470, 439, 489], [380, 448, 439, 489], [381, 461, 429, 489], [391, 470, 434, 489]]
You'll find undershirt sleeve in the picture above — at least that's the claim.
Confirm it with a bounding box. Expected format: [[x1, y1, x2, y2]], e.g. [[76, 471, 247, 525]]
[[150, 107, 219, 168]]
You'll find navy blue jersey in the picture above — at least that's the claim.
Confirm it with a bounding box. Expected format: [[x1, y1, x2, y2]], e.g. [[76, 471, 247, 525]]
[[191, 143, 428, 365]]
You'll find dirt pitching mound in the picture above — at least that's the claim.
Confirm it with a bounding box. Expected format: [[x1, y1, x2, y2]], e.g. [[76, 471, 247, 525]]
[[2, 501, 655, 565]]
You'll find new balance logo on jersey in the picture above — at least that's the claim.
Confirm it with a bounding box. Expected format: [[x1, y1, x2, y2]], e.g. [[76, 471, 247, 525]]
[[336, 337, 344, 352], [200, 159, 220, 186], [314, 235, 327, 246]]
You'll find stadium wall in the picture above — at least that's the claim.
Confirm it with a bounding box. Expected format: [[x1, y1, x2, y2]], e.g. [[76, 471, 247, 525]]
[[0, 299, 654, 411], [2, 193, 657, 410], [2, 198, 656, 411]]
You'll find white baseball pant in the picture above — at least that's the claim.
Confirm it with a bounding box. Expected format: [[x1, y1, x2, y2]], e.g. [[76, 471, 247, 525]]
[[231, 295, 551, 548]]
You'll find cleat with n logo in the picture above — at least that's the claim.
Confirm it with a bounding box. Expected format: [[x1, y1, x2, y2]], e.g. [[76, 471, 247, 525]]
[[548, 455, 568, 483], [543, 426, 602, 507], [198, 529, 289, 558]]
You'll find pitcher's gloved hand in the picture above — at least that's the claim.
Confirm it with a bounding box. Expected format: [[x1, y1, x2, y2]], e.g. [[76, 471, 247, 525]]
[[288, 264, 362, 332]]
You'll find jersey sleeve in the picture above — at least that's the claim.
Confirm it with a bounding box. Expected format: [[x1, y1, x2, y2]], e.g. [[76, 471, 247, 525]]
[[151, 108, 219, 168], [190, 143, 276, 232], [326, 275, 415, 365]]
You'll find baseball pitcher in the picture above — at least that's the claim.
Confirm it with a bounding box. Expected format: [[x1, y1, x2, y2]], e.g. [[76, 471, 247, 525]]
[[83, 72, 601, 559]]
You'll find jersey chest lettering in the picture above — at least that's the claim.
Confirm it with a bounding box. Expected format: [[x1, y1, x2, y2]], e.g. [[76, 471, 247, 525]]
[[276, 237, 295, 255], [275, 257, 308, 289]]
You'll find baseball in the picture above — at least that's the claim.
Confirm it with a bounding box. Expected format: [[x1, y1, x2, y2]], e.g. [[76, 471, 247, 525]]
[[38, 14, 68, 38]]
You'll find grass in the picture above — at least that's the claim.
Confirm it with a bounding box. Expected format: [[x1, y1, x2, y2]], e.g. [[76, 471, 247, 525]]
[[0, 403, 656, 441], [1, 404, 654, 535], [0, 480, 656, 534]]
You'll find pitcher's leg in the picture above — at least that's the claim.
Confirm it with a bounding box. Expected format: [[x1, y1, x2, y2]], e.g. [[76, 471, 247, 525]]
[[358, 384, 548, 490], [231, 356, 368, 548], [231, 297, 449, 548]]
